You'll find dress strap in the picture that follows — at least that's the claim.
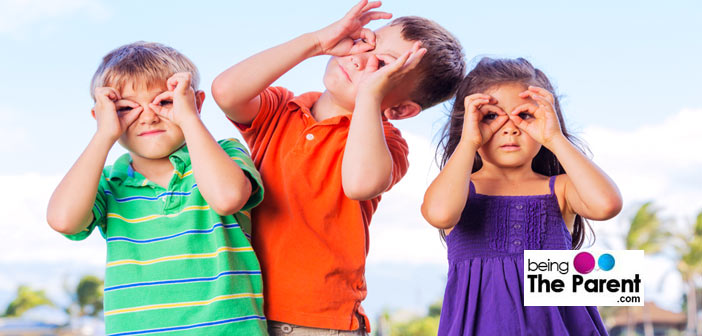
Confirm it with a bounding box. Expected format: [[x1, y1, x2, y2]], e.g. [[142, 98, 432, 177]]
[[469, 180, 476, 196], [549, 175, 557, 195]]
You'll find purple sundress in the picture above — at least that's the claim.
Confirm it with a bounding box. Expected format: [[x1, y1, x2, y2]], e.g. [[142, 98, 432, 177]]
[[438, 176, 608, 336]]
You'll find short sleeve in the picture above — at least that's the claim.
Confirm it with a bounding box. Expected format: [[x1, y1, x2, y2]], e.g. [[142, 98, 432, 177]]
[[218, 138, 264, 212], [228, 87, 295, 165], [63, 173, 108, 241], [383, 121, 409, 191]]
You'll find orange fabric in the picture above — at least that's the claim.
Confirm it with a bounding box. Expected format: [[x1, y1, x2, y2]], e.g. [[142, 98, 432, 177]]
[[233, 87, 409, 332]]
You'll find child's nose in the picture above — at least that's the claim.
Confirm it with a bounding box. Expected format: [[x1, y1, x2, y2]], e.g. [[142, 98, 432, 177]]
[[139, 105, 159, 123], [350, 56, 363, 70], [502, 120, 520, 136]]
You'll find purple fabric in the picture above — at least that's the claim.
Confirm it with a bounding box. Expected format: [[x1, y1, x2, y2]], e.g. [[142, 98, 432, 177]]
[[438, 176, 608, 336]]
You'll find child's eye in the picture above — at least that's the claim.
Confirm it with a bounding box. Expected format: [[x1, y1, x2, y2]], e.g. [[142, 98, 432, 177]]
[[117, 106, 132, 114], [482, 112, 498, 122], [159, 100, 173, 106], [378, 59, 386, 68], [518, 112, 533, 120]]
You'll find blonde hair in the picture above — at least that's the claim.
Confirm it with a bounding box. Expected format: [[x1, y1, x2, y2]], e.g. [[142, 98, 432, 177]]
[[90, 41, 199, 100]]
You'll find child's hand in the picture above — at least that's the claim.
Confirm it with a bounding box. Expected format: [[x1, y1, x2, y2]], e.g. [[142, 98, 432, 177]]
[[509, 86, 564, 147], [356, 41, 427, 99], [460, 93, 508, 149], [150, 72, 199, 126], [93, 87, 142, 141], [313, 0, 392, 57]]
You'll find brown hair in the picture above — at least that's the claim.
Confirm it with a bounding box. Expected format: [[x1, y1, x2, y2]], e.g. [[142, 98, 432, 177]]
[[390, 16, 465, 109], [90, 41, 199, 100], [438, 57, 592, 249]]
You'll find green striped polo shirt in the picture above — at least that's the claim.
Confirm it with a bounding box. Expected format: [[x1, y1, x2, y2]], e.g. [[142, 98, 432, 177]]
[[65, 139, 266, 336]]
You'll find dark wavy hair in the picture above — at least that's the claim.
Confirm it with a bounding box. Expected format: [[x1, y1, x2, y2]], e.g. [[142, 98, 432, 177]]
[[437, 57, 592, 249]]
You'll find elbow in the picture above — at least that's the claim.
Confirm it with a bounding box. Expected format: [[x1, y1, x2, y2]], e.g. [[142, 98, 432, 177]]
[[208, 183, 251, 216], [588, 195, 623, 221], [420, 202, 458, 230], [211, 76, 230, 109], [342, 175, 391, 201], [210, 196, 247, 216], [46, 212, 83, 235]]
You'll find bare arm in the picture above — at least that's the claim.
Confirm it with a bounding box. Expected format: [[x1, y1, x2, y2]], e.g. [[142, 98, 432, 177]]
[[153, 73, 252, 216], [511, 86, 622, 220], [421, 94, 508, 229], [47, 88, 142, 234], [549, 137, 622, 220], [211, 0, 389, 125], [211, 34, 319, 125], [342, 43, 424, 200]]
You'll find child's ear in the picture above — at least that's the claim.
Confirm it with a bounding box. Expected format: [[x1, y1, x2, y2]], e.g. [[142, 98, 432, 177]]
[[91, 108, 97, 119], [382, 100, 422, 120], [195, 90, 206, 114]]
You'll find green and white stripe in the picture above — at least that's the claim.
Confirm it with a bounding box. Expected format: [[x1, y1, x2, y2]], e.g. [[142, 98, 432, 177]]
[[65, 139, 266, 335]]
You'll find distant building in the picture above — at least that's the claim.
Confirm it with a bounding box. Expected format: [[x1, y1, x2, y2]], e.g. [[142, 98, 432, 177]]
[[606, 302, 686, 336]]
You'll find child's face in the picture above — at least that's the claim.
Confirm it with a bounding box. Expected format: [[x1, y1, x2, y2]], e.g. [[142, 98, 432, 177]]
[[323, 24, 419, 112], [478, 83, 542, 168], [113, 80, 186, 160]]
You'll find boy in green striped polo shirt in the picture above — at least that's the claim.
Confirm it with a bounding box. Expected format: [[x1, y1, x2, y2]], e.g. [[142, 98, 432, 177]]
[[47, 42, 267, 335]]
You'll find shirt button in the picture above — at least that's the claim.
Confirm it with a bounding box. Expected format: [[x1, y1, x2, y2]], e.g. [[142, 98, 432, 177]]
[[513, 224, 521, 229], [305, 133, 315, 141], [515, 204, 523, 210], [513, 240, 522, 246], [281, 324, 293, 333]]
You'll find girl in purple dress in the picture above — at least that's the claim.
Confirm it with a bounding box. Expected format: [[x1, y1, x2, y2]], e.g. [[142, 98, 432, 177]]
[[421, 58, 622, 336]]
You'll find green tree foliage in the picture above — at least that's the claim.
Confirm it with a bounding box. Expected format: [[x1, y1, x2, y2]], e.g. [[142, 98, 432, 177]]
[[388, 300, 442, 336], [76, 275, 104, 316], [2, 285, 53, 317]]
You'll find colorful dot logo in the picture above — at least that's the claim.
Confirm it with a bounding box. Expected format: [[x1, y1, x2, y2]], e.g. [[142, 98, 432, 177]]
[[573, 252, 596, 274], [573, 252, 616, 274], [598, 253, 615, 271]]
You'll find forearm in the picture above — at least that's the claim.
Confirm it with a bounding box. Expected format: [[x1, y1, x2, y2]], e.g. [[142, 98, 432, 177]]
[[180, 118, 252, 215], [547, 136, 622, 219], [421, 141, 477, 229], [47, 134, 113, 234], [341, 94, 394, 200], [211, 33, 320, 123]]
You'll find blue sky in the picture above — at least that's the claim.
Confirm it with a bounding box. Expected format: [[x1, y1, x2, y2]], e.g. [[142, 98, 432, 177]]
[[1, 0, 701, 325]]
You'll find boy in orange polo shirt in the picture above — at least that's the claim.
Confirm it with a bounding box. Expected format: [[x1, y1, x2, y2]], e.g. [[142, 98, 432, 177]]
[[212, 1, 465, 334]]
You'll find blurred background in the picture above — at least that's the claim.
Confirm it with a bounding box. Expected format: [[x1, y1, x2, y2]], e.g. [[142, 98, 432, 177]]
[[0, 0, 700, 335]]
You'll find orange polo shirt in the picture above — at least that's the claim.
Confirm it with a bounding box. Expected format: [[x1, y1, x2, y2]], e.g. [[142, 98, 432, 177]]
[[232, 87, 409, 331]]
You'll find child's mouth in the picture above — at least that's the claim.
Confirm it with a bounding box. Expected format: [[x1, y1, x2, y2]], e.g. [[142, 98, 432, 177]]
[[138, 130, 165, 136], [500, 144, 520, 151]]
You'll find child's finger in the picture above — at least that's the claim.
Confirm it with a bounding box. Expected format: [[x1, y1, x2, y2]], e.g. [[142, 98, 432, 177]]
[[151, 90, 173, 106], [520, 91, 552, 110], [364, 54, 380, 72], [528, 86, 555, 104], [120, 106, 143, 126], [482, 115, 508, 136], [95, 87, 121, 103], [347, 0, 369, 18], [360, 0, 382, 13], [405, 48, 426, 70], [511, 103, 537, 117], [359, 11, 392, 26], [508, 113, 527, 130]]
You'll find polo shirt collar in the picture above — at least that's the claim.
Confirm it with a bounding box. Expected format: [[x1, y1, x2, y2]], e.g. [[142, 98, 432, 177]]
[[287, 91, 354, 125], [107, 145, 190, 187]]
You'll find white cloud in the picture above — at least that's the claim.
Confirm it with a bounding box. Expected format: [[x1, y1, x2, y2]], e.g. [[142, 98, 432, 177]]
[[368, 131, 445, 264], [0, 106, 29, 154], [0, 173, 105, 266], [0, 0, 108, 36]]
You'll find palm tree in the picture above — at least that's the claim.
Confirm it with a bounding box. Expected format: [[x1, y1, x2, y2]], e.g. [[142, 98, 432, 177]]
[[673, 211, 702, 336], [624, 202, 666, 336], [2, 285, 53, 317]]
